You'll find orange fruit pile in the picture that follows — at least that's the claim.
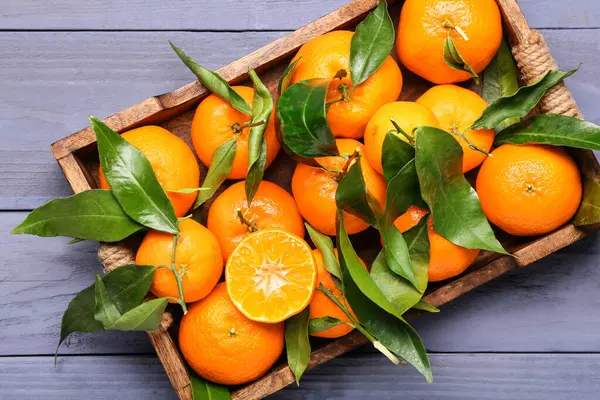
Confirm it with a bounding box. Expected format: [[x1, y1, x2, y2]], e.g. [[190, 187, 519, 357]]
[[101, 0, 585, 389]]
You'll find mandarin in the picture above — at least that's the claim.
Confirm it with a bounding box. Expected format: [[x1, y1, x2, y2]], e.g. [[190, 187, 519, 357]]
[[428, 218, 480, 282], [416, 85, 494, 172], [287, 30, 402, 139], [207, 180, 305, 261], [98, 125, 200, 217], [179, 283, 284, 385], [136, 219, 222, 303], [309, 249, 365, 339], [476, 144, 582, 236], [397, 0, 502, 84], [226, 229, 317, 323], [364, 101, 440, 175], [292, 138, 387, 236], [191, 86, 280, 180]]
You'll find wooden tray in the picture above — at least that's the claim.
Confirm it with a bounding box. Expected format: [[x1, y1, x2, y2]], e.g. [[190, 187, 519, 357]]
[[50, 0, 600, 398]]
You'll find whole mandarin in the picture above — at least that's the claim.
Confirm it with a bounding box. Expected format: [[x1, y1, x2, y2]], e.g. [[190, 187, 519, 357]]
[[98, 125, 200, 217], [191, 86, 280, 180], [287, 30, 402, 139], [136, 218, 222, 303]]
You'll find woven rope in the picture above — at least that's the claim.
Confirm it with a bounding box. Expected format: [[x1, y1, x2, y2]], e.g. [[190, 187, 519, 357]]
[[98, 242, 173, 331], [511, 30, 582, 119]]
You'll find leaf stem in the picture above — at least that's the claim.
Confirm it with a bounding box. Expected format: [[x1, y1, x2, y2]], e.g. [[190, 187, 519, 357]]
[[450, 126, 491, 157], [390, 120, 415, 145], [170, 234, 187, 315], [443, 20, 469, 41], [237, 208, 259, 232], [335, 149, 361, 182], [317, 284, 378, 342], [243, 120, 266, 129]]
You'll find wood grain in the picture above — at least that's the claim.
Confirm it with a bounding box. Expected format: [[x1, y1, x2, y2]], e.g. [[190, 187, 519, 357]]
[[0, 0, 596, 30], [3, 0, 600, 398], [1, 29, 597, 209], [5, 210, 600, 356], [1, 354, 600, 400]]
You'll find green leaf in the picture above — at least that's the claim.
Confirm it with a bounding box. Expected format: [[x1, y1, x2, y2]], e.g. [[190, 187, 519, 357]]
[[91, 117, 179, 235], [57, 265, 156, 353], [337, 214, 432, 382], [276, 79, 339, 158], [381, 132, 415, 182], [67, 238, 85, 245], [166, 187, 212, 194], [336, 160, 379, 226], [11, 189, 143, 242], [482, 39, 519, 130], [336, 213, 404, 320], [93, 276, 121, 327], [378, 160, 423, 291], [443, 35, 479, 83], [414, 127, 507, 254], [170, 41, 252, 115], [193, 138, 237, 208], [190, 374, 231, 400], [108, 298, 168, 331], [413, 299, 440, 313], [305, 223, 341, 280], [372, 217, 430, 315], [278, 58, 301, 96], [308, 316, 346, 335], [245, 68, 274, 204], [350, 0, 394, 87], [285, 307, 311, 385], [495, 114, 600, 150], [471, 68, 578, 130], [94, 275, 167, 332], [383, 160, 421, 222], [573, 176, 600, 226]]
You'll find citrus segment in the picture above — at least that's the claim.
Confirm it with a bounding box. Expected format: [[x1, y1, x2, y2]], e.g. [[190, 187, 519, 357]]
[[226, 229, 317, 323]]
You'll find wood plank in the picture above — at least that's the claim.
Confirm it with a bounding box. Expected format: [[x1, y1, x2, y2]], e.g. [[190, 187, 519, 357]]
[[0, 356, 177, 400], [270, 353, 600, 399], [4, 210, 600, 356], [0, 29, 598, 210], [0, 31, 283, 210], [1, 212, 155, 355], [1, 353, 599, 400], [0, 0, 597, 30]]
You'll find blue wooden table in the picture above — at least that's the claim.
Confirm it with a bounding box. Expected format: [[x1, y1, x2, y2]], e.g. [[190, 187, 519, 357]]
[[1, 1, 599, 399]]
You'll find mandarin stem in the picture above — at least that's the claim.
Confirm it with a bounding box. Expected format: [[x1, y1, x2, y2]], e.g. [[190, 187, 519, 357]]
[[451, 126, 492, 157], [170, 233, 187, 315]]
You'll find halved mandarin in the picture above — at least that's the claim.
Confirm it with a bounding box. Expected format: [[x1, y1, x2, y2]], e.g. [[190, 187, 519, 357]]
[[226, 229, 317, 323]]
